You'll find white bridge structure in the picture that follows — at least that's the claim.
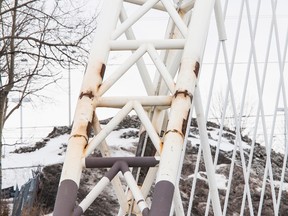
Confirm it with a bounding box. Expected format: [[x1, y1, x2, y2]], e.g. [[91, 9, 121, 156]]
[[53, 0, 288, 215]]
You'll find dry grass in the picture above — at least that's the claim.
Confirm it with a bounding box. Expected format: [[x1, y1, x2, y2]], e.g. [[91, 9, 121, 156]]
[[0, 200, 10, 216], [21, 206, 42, 216]]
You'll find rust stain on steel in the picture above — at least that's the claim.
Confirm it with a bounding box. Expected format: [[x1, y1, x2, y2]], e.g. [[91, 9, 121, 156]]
[[160, 130, 164, 137], [100, 64, 106, 79], [194, 61, 200, 77], [86, 112, 94, 138], [95, 63, 106, 89], [164, 129, 184, 138], [174, 90, 193, 102], [86, 121, 92, 139], [181, 110, 190, 136], [159, 141, 164, 153], [79, 91, 94, 99]]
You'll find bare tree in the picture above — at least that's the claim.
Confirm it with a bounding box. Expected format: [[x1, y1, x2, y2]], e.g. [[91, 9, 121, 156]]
[[209, 91, 255, 134], [0, 0, 97, 196]]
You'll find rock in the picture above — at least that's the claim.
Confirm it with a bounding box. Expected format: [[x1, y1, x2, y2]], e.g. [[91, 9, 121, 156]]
[[120, 130, 139, 139], [100, 115, 141, 130], [47, 126, 71, 138]]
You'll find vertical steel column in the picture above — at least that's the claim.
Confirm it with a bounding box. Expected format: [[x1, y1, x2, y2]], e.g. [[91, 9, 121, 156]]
[[150, 0, 221, 215], [53, 1, 122, 215]]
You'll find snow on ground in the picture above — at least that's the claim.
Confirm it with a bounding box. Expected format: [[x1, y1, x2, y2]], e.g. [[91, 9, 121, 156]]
[[2, 134, 68, 188], [104, 128, 138, 157], [274, 181, 288, 191], [1, 120, 264, 191], [187, 172, 228, 190], [2, 127, 138, 189], [188, 128, 251, 153], [2, 122, 242, 189]]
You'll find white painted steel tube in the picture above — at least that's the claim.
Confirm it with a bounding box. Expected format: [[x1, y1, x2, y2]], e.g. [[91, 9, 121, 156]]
[[194, 90, 223, 215], [124, 0, 166, 11], [98, 45, 147, 96], [173, 186, 185, 216], [133, 101, 162, 153], [78, 177, 110, 213], [140, 167, 159, 198], [53, 1, 123, 215], [160, 0, 188, 37], [119, 8, 155, 95], [60, 0, 122, 184], [147, 44, 176, 94], [179, 0, 196, 13], [124, 172, 149, 212], [156, 0, 216, 183], [85, 101, 133, 156], [96, 96, 172, 108], [214, 0, 227, 41], [110, 39, 185, 50], [112, 0, 160, 40], [91, 114, 128, 213], [151, 0, 222, 215], [87, 1, 122, 64]]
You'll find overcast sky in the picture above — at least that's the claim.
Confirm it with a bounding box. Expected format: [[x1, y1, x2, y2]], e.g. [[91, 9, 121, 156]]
[[3, 0, 288, 146]]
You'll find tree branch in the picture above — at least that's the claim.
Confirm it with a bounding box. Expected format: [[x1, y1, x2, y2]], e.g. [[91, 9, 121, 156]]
[[0, 0, 36, 16]]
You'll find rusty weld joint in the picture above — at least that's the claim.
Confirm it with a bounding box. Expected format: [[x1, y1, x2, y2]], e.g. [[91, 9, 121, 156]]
[[69, 134, 88, 143], [174, 90, 193, 102], [164, 129, 184, 138], [137, 199, 144, 205], [79, 91, 94, 99]]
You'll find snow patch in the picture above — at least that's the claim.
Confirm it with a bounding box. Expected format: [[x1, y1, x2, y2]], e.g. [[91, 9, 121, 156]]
[[2, 134, 68, 188]]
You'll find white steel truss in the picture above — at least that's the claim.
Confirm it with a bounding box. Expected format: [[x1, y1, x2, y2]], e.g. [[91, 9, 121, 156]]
[[53, 0, 288, 215]]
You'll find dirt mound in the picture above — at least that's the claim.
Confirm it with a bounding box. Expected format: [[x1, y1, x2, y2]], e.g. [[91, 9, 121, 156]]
[[34, 116, 288, 215]]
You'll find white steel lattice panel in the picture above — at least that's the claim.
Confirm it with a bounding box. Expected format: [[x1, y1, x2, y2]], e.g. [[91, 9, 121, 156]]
[[194, 0, 288, 215], [53, 0, 288, 215]]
